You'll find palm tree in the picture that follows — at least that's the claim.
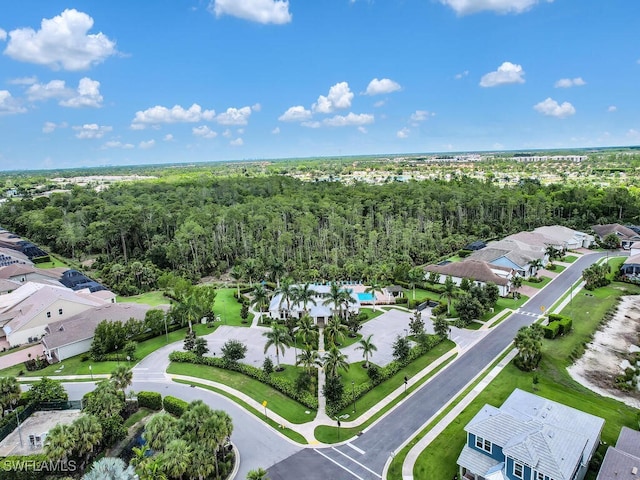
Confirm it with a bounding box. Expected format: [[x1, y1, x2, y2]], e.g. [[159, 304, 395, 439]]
[[73, 414, 102, 470], [292, 283, 318, 314], [189, 444, 216, 480], [296, 346, 322, 374], [230, 265, 245, 297], [130, 444, 149, 468], [365, 282, 384, 311], [161, 439, 192, 480], [530, 258, 544, 276], [323, 282, 345, 319], [324, 317, 347, 347], [268, 258, 286, 288], [323, 346, 350, 378], [82, 457, 137, 480], [143, 412, 178, 452], [275, 277, 296, 318], [433, 313, 450, 339], [355, 334, 377, 368], [511, 275, 523, 299], [296, 314, 318, 348], [243, 258, 259, 287], [139, 458, 168, 480], [407, 267, 424, 300], [110, 365, 133, 399], [45, 423, 76, 462], [0, 376, 21, 416], [440, 275, 457, 314], [263, 324, 292, 370], [247, 468, 270, 480], [252, 283, 270, 313]]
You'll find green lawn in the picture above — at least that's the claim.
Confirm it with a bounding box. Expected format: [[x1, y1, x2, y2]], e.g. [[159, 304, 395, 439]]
[[360, 308, 387, 321], [340, 361, 372, 389], [124, 407, 153, 428], [405, 289, 441, 302], [465, 321, 483, 330], [117, 291, 171, 306], [562, 255, 579, 263], [212, 288, 253, 326], [173, 379, 307, 444], [480, 294, 529, 321], [330, 332, 362, 349], [166, 362, 315, 424], [398, 281, 640, 480], [314, 341, 456, 442], [35, 256, 70, 269], [523, 275, 552, 288]]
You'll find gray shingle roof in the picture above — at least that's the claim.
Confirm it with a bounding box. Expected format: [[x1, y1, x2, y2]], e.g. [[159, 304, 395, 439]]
[[592, 223, 640, 240], [424, 260, 512, 286], [616, 427, 640, 458], [596, 448, 640, 480]]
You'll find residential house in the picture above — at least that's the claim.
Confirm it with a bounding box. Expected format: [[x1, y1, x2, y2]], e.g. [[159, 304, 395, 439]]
[[457, 389, 604, 480], [0, 246, 33, 267], [0, 282, 109, 346], [0, 264, 65, 287], [620, 254, 640, 281], [0, 279, 20, 295], [506, 231, 564, 253], [424, 260, 515, 297], [532, 226, 594, 250], [470, 238, 547, 278], [42, 303, 153, 362], [592, 224, 640, 250], [268, 284, 360, 326], [596, 427, 640, 480]]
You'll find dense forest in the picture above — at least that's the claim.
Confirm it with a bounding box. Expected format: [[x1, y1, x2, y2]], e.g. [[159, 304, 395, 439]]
[[1, 172, 638, 294]]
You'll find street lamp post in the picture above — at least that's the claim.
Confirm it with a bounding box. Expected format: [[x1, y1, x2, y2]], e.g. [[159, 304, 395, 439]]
[[352, 380, 356, 413], [163, 315, 169, 344], [89, 364, 93, 381], [11, 409, 23, 447], [126, 355, 131, 367], [115, 345, 119, 365]]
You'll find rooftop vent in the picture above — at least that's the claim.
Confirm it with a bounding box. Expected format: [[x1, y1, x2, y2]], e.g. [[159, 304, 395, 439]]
[[632, 466, 638, 475], [58, 325, 64, 331], [548, 430, 555, 438]]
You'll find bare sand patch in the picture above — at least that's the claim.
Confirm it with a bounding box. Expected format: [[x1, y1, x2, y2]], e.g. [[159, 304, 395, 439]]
[[567, 295, 640, 409]]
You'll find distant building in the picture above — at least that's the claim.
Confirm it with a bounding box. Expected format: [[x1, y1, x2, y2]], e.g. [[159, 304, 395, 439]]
[[457, 389, 604, 480], [592, 224, 640, 249], [424, 260, 514, 297], [596, 427, 640, 480]]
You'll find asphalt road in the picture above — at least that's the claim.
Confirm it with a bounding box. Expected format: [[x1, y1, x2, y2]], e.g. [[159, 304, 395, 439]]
[[62, 379, 302, 480], [268, 252, 607, 479]]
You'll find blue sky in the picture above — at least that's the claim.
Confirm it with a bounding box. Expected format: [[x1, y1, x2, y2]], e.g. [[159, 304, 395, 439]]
[[0, 0, 639, 170]]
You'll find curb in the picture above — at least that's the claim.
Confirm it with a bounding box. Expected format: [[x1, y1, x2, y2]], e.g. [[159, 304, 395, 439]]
[[229, 442, 240, 480]]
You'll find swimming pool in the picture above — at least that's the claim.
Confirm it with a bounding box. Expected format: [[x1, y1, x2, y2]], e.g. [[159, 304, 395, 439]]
[[357, 292, 374, 301]]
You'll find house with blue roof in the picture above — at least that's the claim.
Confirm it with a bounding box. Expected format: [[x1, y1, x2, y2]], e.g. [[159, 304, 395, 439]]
[[457, 389, 604, 480]]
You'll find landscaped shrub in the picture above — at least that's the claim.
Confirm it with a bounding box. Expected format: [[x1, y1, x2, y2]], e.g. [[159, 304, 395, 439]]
[[0, 454, 50, 480], [169, 351, 318, 409], [137, 391, 162, 410], [543, 322, 560, 339], [547, 314, 564, 323], [395, 297, 408, 305], [457, 249, 473, 258], [163, 395, 188, 417], [557, 317, 572, 335]]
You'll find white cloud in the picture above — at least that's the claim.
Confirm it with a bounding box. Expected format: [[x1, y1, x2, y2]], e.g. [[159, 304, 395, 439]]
[[323, 112, 374, 127], [554, 77, 586, 88], [608, 105, 617, 112], [8, 76, 37, 85], [279, 105, 312, 122], [373, 100, 386, 108], [533, 97, 576, 118], [0, 90, 26, 115], [164, 134, 174, 141], [4, 9, 117, 70], [357, 126, 367, 134], [139, 139, 156, 149], [410, 110, 434, 122], [209, 0, 292, 24], [230, 137, 244, 146], [455, 70, 469, 79], [26, 77, 103, 108], [627, 129, 640, 140], [271, 127, 280, 134], [397, 128, 410, 139], [193, 125, 218, 138], [365, 78, 401, 95], [132, 103, 215, 128], [216, 106, 252, 125], [103, 141, 134, 149], [480, 62, 525, 87], [313, 82, 353, 113], [301, 121, 321, 128], [439, 0, 552, 15], [42, 121, 67, 133], [73, 123, 112, 139], [222, 129, 232, 138], [252, 103, 262, 112], [0, 28, 6, 41]]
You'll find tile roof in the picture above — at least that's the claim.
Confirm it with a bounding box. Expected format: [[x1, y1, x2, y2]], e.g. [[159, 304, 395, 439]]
[[424, 260, 512, 286], [42, 303, 153, 349], [592, 223, 640, 240]]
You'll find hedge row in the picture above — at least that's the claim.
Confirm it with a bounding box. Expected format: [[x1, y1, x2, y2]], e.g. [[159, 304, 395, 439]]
[[543, 314, 573, 339], [326, 334, 443, 417], [163, 395, 188, 417], [137, 391, 162, 410], [168, 351, 318, 409], [0, 454, 54, 480]]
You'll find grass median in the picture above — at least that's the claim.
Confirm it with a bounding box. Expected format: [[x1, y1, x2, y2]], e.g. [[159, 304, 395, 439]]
[[166, 362, 315, 424]]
